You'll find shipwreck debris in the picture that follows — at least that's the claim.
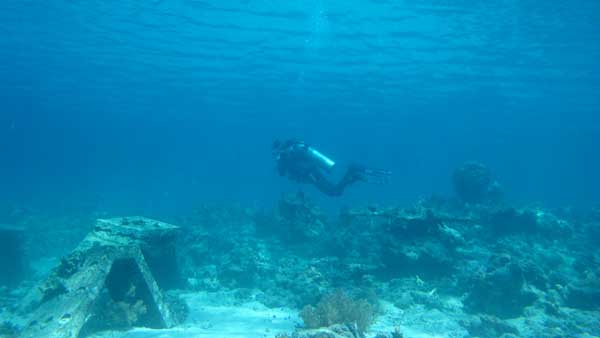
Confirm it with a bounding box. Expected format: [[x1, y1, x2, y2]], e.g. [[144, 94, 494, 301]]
[[12, 216, 184, 338]]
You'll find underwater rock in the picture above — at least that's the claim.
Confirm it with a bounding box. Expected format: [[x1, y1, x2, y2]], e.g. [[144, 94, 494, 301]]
[[0, 225, 26, 287], [383, 277, 458, 313], [452, 161, 502, 205], [385, 305, 468, 338], [278, 192, 327, 242], [179, 207, 288, 294], [510, 302, 600, 338], [377, 203, 474, 241], [565, 283, 600, 311], [337, 204, 473, 280], [387, 208, 439, 238], [372, 328, 404, 338], [9, 217, 184, 338], [463, 314, 519, 337], [533, 210, 573, 238], [0, 320, 18, 337], [258, 256, 339, 308], [219, 239, 274, 288], [482, 205, 572, 238], [464, 253, 537, 318], [382, 239, 454, 280], [492, 236, 575, 293], [486, 207, 538, 236], [331, 207, 388, 271], [290, 323, 363, 338]]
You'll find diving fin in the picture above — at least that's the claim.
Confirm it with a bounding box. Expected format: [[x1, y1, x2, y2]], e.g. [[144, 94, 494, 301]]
[[361, 167, 392, 184], [350, 165, 392, 184]]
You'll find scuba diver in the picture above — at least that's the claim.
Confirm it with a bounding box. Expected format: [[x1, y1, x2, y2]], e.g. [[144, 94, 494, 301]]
[[272, 139, 391, 197]]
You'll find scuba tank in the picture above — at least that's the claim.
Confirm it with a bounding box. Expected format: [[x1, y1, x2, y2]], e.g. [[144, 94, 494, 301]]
[[274, 139, 336, 171], [306, 146, 336, 171]]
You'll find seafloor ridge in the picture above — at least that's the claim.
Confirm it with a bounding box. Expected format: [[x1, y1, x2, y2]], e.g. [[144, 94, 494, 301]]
[[1, 163, 599, 338]]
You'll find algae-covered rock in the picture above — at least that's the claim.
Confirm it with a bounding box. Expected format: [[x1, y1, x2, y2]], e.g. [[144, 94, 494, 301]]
[[464, 314, 519, 337], [565, 284, 600, 311], [278, 192, 328, 242], [382, 239, 455, 280], [465, 253, 537, 318], [486, 207, 538, 235], [452, 161, 502, 205], [337, 203, 473, 280], [292, 324, 362, 338]]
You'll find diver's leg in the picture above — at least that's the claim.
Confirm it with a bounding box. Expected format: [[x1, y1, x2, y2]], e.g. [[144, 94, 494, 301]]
[[338, 166, 364, 188], [310, 168, 361, 197], [310, 165, 390, 197], [310, 171, 345, 196]]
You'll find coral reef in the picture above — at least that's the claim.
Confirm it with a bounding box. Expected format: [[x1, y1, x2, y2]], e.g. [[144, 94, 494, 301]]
[[300, 290, 376, 336], [452, 161, 502, 204], [2, 188, 600, 338], [168, 194, 600, 337], [277, 192, 328, 243], [464, 253, 537, 318]]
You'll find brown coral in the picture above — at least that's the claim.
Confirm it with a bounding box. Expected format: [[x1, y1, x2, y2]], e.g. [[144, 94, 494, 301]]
[[300, 290, 376, 336]]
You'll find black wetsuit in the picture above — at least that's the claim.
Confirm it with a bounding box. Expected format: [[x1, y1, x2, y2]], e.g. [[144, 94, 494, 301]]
[[275, 140, 362, 197]]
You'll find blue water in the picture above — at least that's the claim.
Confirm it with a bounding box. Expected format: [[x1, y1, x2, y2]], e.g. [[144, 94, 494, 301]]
[[1, 0, 599, 215]]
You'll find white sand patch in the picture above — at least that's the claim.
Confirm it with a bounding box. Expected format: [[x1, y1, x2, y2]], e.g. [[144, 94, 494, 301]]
[[92, 291, 300, 338], [367, 301, 468, 338], [92, 292, 468, 338]]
